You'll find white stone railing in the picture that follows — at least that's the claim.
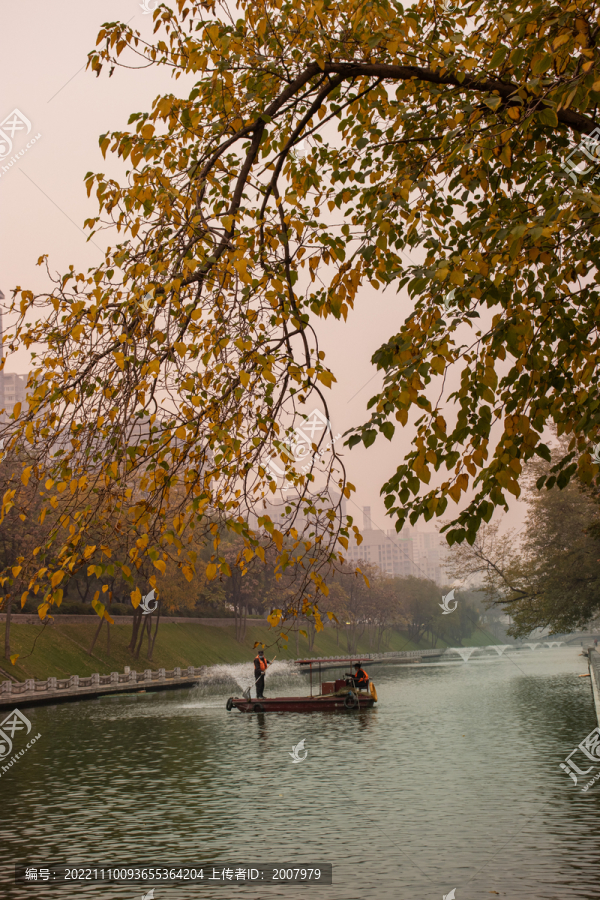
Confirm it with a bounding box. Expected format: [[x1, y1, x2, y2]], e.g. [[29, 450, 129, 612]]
[[0, 665, 203, 696]]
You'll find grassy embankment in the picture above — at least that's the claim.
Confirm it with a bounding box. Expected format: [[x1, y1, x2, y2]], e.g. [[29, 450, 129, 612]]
[[0, 620, 499, 682]]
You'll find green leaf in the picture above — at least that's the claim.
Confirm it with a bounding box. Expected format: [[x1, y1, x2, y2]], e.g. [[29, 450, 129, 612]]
[[536, 107, 558, 127], [532, 53, 553, 75], [489, 46, 508, 69], [483, 95, 502, 111], [510, 47, 526, 67], [363, 430, 377, 448]]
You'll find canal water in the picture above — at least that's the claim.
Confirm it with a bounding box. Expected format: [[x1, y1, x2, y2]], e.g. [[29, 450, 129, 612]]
[[1, 647, 599, 900]]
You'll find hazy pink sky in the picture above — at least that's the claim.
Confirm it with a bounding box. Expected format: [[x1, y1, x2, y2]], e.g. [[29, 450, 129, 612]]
[[0, 0, 528, 540]]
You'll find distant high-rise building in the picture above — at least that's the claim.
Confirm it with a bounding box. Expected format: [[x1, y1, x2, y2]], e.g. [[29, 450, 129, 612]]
[[363, 505, 372, 531], [0, 297, 30, 422], [344, 505, 414, 577], [344, 503, 447, 583], [409, 526, 444, 584]]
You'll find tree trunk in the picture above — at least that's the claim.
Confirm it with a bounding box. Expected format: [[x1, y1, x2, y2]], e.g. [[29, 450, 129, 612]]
[[106, 619, 111, 655], [148, 603, 161, 660], [346, 625, 355, 654], [346, 623, 365, 655], [89, 616, 104, 655], [76, 578, 91, 603], [3, 594, 11, 660], [129, 606, 143, 652], [241, 603, 247, 642], [235, 598, 247, 642], [134, 613, 148, 659]]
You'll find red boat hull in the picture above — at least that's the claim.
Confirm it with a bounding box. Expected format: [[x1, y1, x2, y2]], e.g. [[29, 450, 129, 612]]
[[229, 693, 375, 713]]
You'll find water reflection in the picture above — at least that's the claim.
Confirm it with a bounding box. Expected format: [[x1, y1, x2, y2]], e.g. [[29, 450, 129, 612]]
[[0, 649, 599, 900]]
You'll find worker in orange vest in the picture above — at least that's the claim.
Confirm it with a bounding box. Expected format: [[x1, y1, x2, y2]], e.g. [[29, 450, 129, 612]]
[[345, 662, 369, 690], [254, 649, 270, 699]]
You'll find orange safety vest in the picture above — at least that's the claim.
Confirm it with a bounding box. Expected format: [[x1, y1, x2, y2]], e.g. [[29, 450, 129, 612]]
[[255, 655, 268, 672], [355, 667, 368, 681]]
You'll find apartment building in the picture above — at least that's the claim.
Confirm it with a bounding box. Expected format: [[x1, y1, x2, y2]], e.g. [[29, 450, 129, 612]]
[[0, 298, 30, 421], [344, 505, 446, 584]]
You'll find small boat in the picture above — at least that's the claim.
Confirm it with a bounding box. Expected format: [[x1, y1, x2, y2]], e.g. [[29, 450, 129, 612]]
[[226, 673, 378, 714]]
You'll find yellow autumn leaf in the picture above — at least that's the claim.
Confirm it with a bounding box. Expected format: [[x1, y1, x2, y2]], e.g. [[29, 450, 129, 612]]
[[21, 467, 32, 486], [153, 559, 166, 573], [92, 600, 105, 618], [317, 370, 336, 388], [233, 258, 251, 282], [206, 563, 217, 579], [10, 654, 19, 665], [267, 609, 282, 627], [131, 587, 142, 609], [51, 571, 64, 588]]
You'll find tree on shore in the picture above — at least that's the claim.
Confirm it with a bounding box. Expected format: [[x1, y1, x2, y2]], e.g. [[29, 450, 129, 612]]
[[4, 0, 600, 641], [445, 436, 600, 635]]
